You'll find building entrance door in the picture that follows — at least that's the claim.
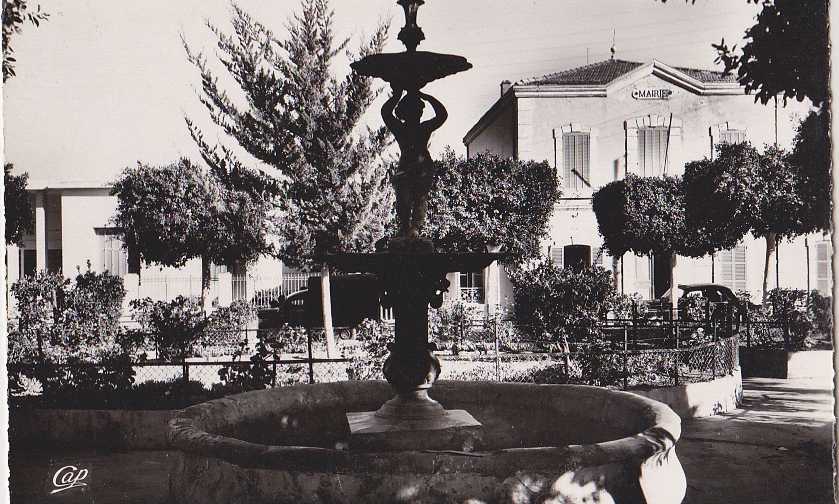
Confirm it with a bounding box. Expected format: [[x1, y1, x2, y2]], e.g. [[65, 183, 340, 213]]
[[652, 252, 672, 299]]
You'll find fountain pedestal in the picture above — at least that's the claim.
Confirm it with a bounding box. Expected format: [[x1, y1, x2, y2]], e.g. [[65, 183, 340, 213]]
[[325, 248, 499, 451]]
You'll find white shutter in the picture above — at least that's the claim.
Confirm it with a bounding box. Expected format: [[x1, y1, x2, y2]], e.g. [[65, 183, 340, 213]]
[[816, 241, 832, 294], [550, 245, 564, 267], [563, 132, 590, 190], [718, 244, 747, 292]]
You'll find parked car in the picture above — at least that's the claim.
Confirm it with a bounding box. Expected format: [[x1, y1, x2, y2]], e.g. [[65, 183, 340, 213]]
[[649, 283, 759, 325]]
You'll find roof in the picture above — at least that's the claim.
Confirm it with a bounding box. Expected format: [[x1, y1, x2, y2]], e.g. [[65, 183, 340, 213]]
[[520, 58, 737, 86]]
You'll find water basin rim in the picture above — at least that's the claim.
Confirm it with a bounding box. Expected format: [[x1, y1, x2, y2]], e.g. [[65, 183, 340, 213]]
[[167, 382, 681, 474]]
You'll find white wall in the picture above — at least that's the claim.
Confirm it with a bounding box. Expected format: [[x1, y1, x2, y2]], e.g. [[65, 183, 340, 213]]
[[60, 189, 117, 274]]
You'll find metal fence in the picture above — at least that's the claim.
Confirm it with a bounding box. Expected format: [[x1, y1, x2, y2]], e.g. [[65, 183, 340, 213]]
[[10, 316, 745, 397]]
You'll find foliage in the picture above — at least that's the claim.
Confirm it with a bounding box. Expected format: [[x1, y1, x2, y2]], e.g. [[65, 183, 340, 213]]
[[807, 291, 832, 341], [2, 0, 48, 81], [593, 174, 697, 258], [608, 293, 646, 319], [345, 319, 393, 381], [203, 300, 257, 353], [183, 0, 393, 270], [682, 143, 758, 254], [111, 159, 273, 281], [509, 262, 618, 346], [428, 301, 491, 353], [765, 288, 814, 351], [217, 323, 310, 390], [426, 151, 561, 263], [710, 0, 828, 107], [748, 146, 804, 241], [9, 268, 135, 395], [130, 296, 209, 360], [788, 109, 832, 235], [4, 164, 32, 245]]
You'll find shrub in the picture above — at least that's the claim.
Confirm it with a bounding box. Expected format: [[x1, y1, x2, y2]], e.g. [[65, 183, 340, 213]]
[[9, 267, 134, 395], [429, 301, 489, 353], [217, 324, 310, 391], [808, 291, 832, 341], [130, 296, 209, 360], [345, 319, 393, 381], [766, 288, 814, 350], [509, 262, 618, 348]]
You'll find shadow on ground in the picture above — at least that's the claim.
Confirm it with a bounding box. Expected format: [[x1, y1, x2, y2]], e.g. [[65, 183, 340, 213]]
[[679, 377, 835, 504]]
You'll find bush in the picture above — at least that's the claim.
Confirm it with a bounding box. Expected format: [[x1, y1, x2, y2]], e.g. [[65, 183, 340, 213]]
[[217, 324, 310, 391], [130, 296, 208, 360], [345, 319, 393, 381], [428, 301, 490, 353], [9, 267, 134, 395], [808, 291, 832, 343], [509, 262, 618, 348], [766, 288, 814, 350]]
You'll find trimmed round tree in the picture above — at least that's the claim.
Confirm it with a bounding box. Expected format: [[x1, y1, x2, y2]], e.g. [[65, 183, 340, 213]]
[[111, 159, 274, 308], [426, 150, 561, 263], [593, 174, 695, 313], [683, 143, 757, 253]]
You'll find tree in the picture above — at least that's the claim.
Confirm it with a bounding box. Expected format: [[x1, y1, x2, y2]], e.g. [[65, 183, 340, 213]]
[[2, 0, 48, 81], [708, 0, 828, 108], [749, 146, 804, 300], [682, 142, 759, 260], [593, 175, 696, 312], [683, 142, 806, 302], [788, 109, 831, 236], [183, 0, 393, 269], [5, 163, 31, 245], [426, 151, 561, 263], [111, 159, 274, 308]]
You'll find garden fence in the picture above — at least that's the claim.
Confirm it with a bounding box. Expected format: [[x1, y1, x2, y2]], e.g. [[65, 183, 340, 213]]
[[10, 317, 745, 396]]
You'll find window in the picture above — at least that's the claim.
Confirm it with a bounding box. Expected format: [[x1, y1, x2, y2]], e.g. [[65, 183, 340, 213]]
[[549, 245, 564, 267], [816, 241, 832, 294], [22, 249, 36, 277], [718, 129, 747, 145], [47, 249, 62, 274], [710, 123, 748, 159], [562, 132, 590, 190], [634, 254, 651, 297], [97, 230, 129, 276], [637, 127, 670, 176], [717, 244, 747, 292], [459, 271, 485, 304]]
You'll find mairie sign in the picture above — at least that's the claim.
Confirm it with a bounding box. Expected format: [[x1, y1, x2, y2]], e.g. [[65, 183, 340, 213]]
[[631, 88, 673, 100]]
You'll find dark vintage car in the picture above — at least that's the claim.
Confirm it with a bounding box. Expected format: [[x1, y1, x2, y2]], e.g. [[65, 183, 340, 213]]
[[258, 274, 381, 329], [649, 283, 759, 324]]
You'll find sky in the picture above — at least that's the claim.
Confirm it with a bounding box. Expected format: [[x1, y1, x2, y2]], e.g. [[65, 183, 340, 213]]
[[3, 0, 763, 184]]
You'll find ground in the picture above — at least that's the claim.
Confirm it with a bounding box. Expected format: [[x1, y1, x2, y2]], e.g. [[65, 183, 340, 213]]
[[8, 377, 835, 503]]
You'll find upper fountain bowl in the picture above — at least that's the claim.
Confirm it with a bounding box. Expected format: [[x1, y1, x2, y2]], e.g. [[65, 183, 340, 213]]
[[351, 51, 472, 90]]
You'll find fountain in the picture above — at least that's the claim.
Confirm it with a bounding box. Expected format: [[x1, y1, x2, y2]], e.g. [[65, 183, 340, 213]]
[[168, 2, 687, 502]]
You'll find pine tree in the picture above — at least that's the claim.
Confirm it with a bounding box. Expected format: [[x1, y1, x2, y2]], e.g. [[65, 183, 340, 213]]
[[184, 0, 394, 271]]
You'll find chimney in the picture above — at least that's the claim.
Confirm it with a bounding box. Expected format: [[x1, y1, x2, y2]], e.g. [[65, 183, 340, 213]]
[[500, 80, 512, 97]]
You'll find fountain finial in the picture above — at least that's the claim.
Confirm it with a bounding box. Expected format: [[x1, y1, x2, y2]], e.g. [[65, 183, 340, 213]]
[[397, 0, 425, 52]]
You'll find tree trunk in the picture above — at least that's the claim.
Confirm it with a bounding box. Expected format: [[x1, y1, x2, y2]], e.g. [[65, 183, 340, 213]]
[[762, 232, 778, 303], [201, 256, 211, 314], [320, 264, 337, 358], [669, 252, 678, 320]]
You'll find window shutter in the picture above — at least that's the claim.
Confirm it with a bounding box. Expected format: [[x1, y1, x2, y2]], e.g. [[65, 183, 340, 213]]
[[562, 132, 590, 189], [638, 128, 669, 176], [550, 245, 564, 267], [718, 244, 747, 292], [816, 241, 832, 294]]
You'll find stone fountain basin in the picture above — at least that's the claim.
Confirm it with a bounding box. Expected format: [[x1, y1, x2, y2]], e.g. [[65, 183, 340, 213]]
[[168, 381, 686, 504]]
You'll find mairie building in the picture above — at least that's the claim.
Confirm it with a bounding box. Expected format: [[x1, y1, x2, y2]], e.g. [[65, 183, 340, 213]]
[[458, 58, 829, 309]]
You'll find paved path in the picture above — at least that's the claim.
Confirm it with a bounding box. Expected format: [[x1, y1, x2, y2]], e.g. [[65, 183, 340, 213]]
[[8, 377, 836, 503], [678, 377, 835, 504]]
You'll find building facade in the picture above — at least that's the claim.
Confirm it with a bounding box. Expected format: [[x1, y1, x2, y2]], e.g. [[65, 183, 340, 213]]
[[5, 181, 292, 311], [462, 59, 830, 308]]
